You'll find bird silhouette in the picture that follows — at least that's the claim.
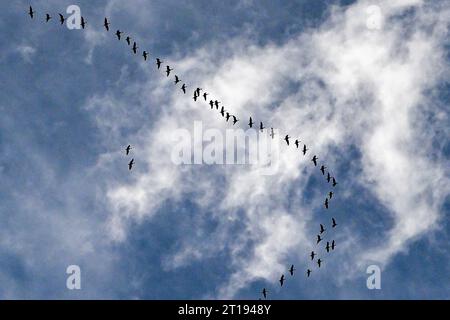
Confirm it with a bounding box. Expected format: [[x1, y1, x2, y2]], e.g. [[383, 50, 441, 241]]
[[270, 128, 275, 139], [214, 100, 220, 109], [195, 88, 202, 96], [331, 240, 336, 250], [166, 66, 173, 77], [181, 84, 187, 94], [260, 122, 264, 132], [326, 241, 330, 253], [310, 251, 316, 260], [285, 135, 290, 146], [226, 112, 231, 122], [320, 165, 326, 175], [262, 288, 267, 299], [248, 117, 254, 128], [312, 155, 318, 166], [209, 100, 214, 109], [307, 269, 311, 277], [203, 92, 208, 101], [174, 75, 181, 84], [279, 274, 285, 287], [142, 51, 148, 61], [126, 145, 132, 155], [80, 16, 86, 29], [128, 159, 134, 170], [332, 218, 337, 228], [332, 177, 338, 187], [59, 13, 65, 25], [193, 93, 198, 102], [232, 116, 239, 125], [156, 58, 162, 69], [126, 36, 131, 45], [104, 17, 110, 31], [28, 6, 35, 19], [132, 42, 138, 54], [45, 14, 51, 22], [289, 265, 295, 276], [115, 30, 122, 40], [295, 139, 300, 149], [324, 198, 329, 209], [220, 107, 225, 117], [327, 172, 331, 183], [329, 191, 333, 199], [302, 144, 308, 155], [317, 259, 322, 268], [320, 224, 326, 234], [317, 235, 322, 244]]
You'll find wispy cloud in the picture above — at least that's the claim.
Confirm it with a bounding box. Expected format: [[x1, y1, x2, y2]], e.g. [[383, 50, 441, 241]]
[[88, 0, 449, 298]]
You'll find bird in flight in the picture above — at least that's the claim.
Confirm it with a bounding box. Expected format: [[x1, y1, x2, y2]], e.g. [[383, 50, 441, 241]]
[[317, 235, 322, 244], [59, 14, 65, 25], [260, 122, 264, 132], [295, 139, 300, 149], [285, 135, 290, 146], [248, 117, 254, 128], [156, 58, 162, 69], [142, 51, 148, 61], [310, 251, 316, 260], [312, 155, 318, 166], [80, 16, 86, 29], [28, 6, 35, 19], [331, 240, 336, 250], [289, 265, 295, 276], [270, 128, 275, 139], [209, 100, 214, 109], [195, 88, 202, 96], [326, 241, 330, 253], [320, 224, 326, 234], [232, 116, 239, 125], [174, 75, 181, 84], [166, 66, 173, 77], [332, 177, 338, 187], [262, 288, 268, 299], [193, 93, 198, 102], [307, 269, 311, 277], [317, 259, 322, 268], [332, 218, 337, 228], [203, 92, 208, 101], [126, 36, 131, 46], [220, 107, 225, 117], [320, 165, 326, 175], [327, 172, 331, 183], [329, 191, 333, 199], [214, 100, 220, 109], [132, 42, 138, 54], [128, 159, 135, 171], [324, 198, 329, 209], [126, 145, 132, 155], [181, 84, 187, 94], [302, 144, 308, 155], [226, 112, 231, 122], [116, 30, 122, 40], [279, 274, 285, 287], [45, 14, 51, 23], [104, 18, 110, 31]]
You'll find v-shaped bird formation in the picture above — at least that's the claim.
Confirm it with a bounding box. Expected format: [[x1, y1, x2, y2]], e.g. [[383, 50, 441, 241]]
[[27, 6, 341, 299]]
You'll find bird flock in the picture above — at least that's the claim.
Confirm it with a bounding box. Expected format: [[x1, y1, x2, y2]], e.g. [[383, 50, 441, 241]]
[[27, 6, 341, 299]]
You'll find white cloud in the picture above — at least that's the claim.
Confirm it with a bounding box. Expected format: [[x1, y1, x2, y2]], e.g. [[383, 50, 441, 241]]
[[16, 44, 36, 63], [86, 0, 450, 298]]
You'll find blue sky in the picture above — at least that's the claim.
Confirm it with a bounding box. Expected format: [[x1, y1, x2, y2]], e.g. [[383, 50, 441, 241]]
[[0, 0, 449, 299]]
